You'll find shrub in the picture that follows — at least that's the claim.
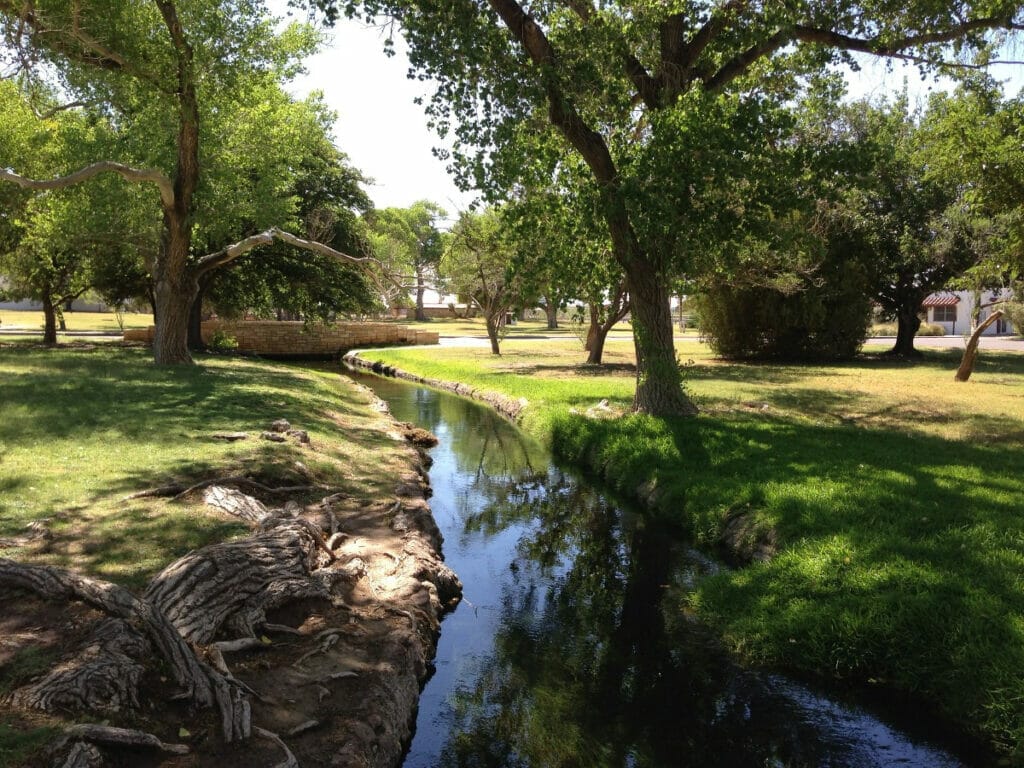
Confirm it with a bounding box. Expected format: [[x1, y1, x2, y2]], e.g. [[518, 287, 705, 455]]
[[695, 258, 872, 361], [1002, 302, 1024, 336], [208, 329, 239, 352], [869, 322, 945, 337]]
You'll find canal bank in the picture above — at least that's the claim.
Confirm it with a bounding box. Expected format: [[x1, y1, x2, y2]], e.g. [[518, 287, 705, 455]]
[[346, 365, 985, 768]]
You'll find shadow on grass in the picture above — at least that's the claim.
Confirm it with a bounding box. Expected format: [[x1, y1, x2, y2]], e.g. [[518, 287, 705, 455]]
[[553, 406, 1024, 749]]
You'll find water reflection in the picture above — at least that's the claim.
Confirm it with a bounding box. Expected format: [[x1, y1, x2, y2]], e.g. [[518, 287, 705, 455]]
[[346, 370, 971, 768]]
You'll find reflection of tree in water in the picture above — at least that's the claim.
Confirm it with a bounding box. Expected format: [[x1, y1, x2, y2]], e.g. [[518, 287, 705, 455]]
[[439, 481, 839, 768]]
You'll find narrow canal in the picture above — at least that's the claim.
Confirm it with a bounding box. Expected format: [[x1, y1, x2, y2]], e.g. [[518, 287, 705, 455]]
[[347, 369, 978, 768]]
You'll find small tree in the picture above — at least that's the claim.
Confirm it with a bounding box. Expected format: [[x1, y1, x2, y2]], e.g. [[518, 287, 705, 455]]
[[441, 208, 520, 355], [367, 201, 447, 321]]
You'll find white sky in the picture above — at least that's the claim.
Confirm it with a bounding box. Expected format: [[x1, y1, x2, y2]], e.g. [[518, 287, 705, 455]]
[[270, 3, 1024, 214]]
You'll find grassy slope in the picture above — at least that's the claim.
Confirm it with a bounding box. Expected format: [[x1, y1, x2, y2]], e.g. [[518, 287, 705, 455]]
[[0, 344, 402, 587], [364, 339, 1024, 757], [0, 343, 415, 763]]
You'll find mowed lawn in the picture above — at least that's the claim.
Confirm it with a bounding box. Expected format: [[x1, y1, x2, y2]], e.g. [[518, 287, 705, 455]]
[[363, 339, 1024, 757], [0, 309, 154, 333], [0, 344, 404, 588]]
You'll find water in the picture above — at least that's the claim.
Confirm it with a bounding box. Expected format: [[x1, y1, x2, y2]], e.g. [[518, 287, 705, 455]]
[[347, 370, 980, 768]]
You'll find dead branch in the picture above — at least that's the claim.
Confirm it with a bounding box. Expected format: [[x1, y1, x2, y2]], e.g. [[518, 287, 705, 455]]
[[0, 162, 174, 209]]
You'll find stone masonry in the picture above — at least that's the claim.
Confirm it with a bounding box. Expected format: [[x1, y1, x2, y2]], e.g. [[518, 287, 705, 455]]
[[123, 320, 439, 356]]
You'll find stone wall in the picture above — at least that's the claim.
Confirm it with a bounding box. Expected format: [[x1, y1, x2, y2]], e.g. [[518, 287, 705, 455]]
[[123, 321, 439, 356]]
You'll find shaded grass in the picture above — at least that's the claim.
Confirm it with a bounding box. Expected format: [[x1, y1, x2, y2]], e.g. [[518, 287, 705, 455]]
[[0, 345, 404, 587], [363, 341, 1024, 757]]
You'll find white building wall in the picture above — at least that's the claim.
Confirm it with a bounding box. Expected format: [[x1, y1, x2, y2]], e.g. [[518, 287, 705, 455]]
[[927, 290, 1015, 336]]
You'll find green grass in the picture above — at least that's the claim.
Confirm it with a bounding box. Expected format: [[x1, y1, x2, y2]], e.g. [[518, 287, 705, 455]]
[[0, 344, 404, 587], [0, 309, 154, 333], [362, 340, 1024, 758]]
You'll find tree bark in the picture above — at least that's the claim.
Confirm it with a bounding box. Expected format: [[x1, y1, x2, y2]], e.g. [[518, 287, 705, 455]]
[[415, 267, 427, 321], [42, 296, 58, 345], [187, 273, 212, 351], [544, 299, 559, 329], [955, 310, 1003, 382], [485, 311, 502, 355], [890, 304, 923, 357], [626, 258, 697, 415]]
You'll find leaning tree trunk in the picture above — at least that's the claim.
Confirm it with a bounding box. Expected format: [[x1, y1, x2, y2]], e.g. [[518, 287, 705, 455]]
[[41, 296, 58, 345], [955, 310, 1003, 382], [485, 310, 503, 355], [626, 258, 697, 416], [891, 305, 923, 357]]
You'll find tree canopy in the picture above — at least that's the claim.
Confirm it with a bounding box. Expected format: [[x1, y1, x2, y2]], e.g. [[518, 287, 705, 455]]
[[306, 0, 1023, 414]]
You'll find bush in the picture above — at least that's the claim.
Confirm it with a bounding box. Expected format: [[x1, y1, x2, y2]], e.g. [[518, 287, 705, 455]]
[[207, 329, 239, 352], [869, 322, 945, 337], [1002, 302, 1024, 336], [695, 259, 872, 361]]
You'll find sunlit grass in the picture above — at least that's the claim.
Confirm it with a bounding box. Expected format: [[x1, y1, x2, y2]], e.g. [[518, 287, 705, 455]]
[[362, 340, 1024, 755], [0, 309, 154, 332]]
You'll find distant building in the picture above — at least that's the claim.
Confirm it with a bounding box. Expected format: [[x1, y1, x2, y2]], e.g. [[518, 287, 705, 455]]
[[922, 289, 1015, 336]]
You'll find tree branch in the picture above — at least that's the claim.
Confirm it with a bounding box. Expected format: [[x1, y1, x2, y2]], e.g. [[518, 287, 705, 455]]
[[705, 15, 1023, 91], [194, 228, 376, 277], [0, 162, 175, 209]]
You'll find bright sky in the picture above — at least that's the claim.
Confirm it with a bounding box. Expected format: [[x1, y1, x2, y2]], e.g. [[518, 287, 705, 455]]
[[271, 3, 1024, 215], [275, 8, 476, 216]]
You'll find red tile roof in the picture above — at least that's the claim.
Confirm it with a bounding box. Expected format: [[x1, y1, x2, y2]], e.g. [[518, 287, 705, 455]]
[[922, 294, 960, 307]]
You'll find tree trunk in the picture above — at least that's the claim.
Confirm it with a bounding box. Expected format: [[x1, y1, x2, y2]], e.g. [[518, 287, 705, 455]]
[[890, 305, 922, 357], [187, 274, 211, 351], [42, 296, 58, 345], [585, 304, 607, 365], [955, 310, 1003, 382], [544, 299, 559, 329], [626, 259, 697, 416], [485, 311, 502, 355], [414, 268, 427, 322], [153, 214, 198, 365]]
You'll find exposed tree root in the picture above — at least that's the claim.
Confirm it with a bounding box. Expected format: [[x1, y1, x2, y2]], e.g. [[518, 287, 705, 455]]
[[63, 724, 190, 755], [0, 558, 216, 711], [255, 727, 299, 768], [144, 520, 328, 645]]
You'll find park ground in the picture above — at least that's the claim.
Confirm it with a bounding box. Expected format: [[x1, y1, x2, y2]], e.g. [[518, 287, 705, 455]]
[[3, 311, 1024, 760], [0, 339, 458, 767], [357, 326, 1024, 762]]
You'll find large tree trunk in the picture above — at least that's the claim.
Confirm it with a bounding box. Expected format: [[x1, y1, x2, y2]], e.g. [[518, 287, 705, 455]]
[[544, 299, 559, 329], [41, 296, 58, 345], [955, 310, 1003, 382], [890, 305, 922, 357], [626, 258, 697, 416], [153, 214, 198, 365]]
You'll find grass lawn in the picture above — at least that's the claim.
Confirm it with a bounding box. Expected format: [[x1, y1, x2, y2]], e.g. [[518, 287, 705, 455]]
[[361, 339, 1024, 758], [0, 343, 404, 588], [0, 309, 154, 333], [386, 315, 643, 340]]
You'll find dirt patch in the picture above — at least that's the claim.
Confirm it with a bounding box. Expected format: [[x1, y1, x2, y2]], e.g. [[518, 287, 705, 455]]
[[0, 379, 461, 768]]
